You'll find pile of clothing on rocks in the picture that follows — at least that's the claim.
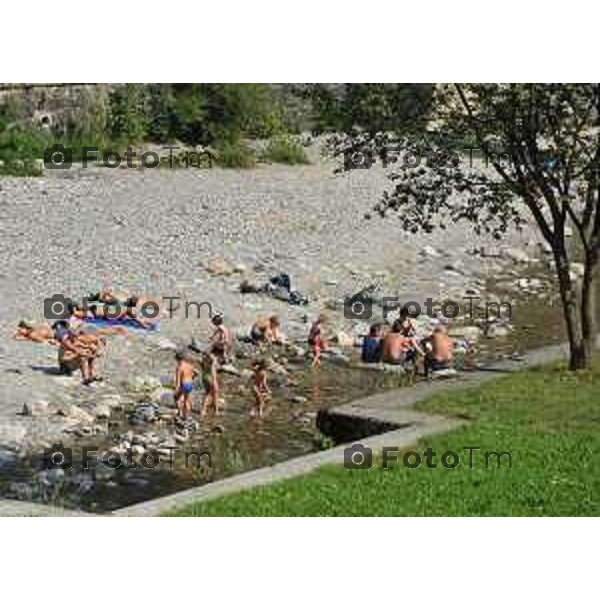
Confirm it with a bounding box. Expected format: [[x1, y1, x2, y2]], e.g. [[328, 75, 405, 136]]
[[239, 272, 309, 306]]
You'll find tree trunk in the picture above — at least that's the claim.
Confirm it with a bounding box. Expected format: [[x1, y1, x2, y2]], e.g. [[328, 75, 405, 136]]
[[580, 251, 599, 364], [554, 251, 592, 370]]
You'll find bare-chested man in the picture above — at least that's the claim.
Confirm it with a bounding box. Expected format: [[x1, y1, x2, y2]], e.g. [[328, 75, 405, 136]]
[[426, 325, 454, 373], [381, 321, 413, 365]]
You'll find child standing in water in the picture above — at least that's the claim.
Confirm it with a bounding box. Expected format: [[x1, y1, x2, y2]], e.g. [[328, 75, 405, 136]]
[[251, 359, 271, 417], [308, 314, 328, 367], [201, 352, 220, 416], [174, 351, 197, 419], [209, 314, 231, 363]]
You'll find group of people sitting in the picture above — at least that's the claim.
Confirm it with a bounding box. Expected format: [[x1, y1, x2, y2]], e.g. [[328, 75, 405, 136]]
[[360, 307, 455, 375]]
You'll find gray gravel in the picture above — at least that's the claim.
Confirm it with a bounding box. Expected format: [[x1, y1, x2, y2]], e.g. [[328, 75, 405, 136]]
[[0, 159, 538, 451]]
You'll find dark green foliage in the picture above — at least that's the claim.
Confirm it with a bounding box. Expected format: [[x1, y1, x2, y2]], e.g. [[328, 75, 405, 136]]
[[214, 141, 256, 168], [145, 83, 282, 146], [307, 83, 435, 134], [261, 136, 309, 164], [201, 84, 283, 143], [0, 99, 49, 174], [0, 84, 286, 169], [0, 83, 434, 174], [108, 84, 150, 144]]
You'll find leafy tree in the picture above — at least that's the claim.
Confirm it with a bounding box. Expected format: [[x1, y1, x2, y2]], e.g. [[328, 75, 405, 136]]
[[201, 83, 283, 143], [144, 84, 281, 146], [62, 87, 110, 149], [145, 84, 208, 145], [306, 84, 434, 134], [146, 84, 179, 142], [336, 84, 600, 370], [109, 83, 150, 143]]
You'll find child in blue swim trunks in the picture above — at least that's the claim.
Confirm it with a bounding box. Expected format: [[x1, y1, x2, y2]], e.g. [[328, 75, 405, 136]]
[[174, 351, 198, 418]]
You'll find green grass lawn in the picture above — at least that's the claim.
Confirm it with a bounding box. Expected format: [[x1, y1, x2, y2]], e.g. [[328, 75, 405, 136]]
[[167, 357, 600, 516]]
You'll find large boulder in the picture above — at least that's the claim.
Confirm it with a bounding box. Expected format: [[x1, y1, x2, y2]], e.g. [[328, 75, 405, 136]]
[[332, 331, 355, 347], [450, 326, 481, 341], [57, 404, 95, 425], [21, 400, 52, 416], [206, 260, 234, 276], [502, 248, 530, 264], [570, 262, 585, 279]]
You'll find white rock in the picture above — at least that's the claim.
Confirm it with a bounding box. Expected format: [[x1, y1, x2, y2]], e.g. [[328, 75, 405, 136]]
[[480, 246, 502, 258], [420, 245, 440, 258], [291, 395, 308, 403], [90, 404, 111, 420], [206, 260, 234, 276], [450, 326, 481, 341], [57, 405, 95, 425], [486, 324, 511, 338], [333, 331, 355, 347], [22, 400, 51, 416], [570, 262, 585, 278], [131, 445, 146, 456], [503, 248, 530, 264]]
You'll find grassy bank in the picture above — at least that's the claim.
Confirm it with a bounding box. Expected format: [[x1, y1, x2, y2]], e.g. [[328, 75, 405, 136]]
[[167, 356, 600, 516]]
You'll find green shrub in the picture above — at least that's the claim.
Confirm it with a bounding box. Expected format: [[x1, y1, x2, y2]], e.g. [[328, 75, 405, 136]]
[[0, 123, 49, 163], [108, 83, 150, 144], [0, 158, 43, 177], [261, 136, 310, 165], [215, 142, 256, 168]]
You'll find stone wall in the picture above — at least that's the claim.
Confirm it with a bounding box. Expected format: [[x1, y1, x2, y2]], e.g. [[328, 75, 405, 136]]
[[0, 83, 116, 128]]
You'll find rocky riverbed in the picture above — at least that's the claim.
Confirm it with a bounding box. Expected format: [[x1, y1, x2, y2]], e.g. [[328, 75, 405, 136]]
[[0, 156, 575, 509]]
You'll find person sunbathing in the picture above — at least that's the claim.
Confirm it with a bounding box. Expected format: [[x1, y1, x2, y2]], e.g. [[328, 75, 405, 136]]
[[74, 296, 158, 328], [97, 284, 180, 318], [12, 321, 56, 344]]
